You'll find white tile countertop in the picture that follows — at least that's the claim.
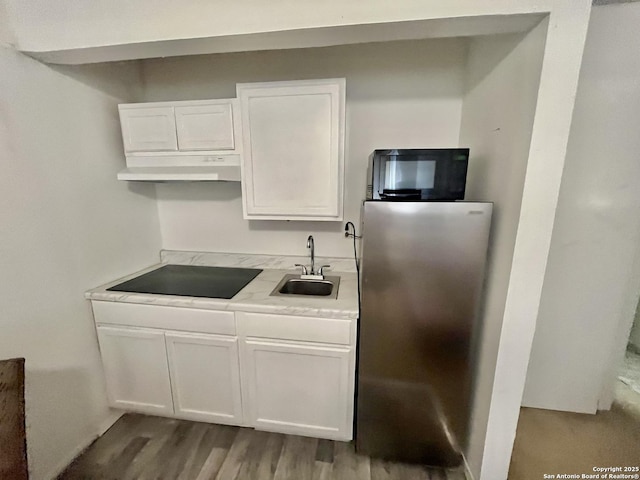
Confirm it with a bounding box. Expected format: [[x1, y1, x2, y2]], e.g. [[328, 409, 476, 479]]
[[86, 251, 359, 320]]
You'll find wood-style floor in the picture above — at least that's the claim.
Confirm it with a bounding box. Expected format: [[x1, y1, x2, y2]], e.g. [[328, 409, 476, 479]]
[[58, 414, 467, 480]]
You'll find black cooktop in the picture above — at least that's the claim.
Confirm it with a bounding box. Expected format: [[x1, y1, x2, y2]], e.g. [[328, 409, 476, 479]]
[[107, 265, 263, 299]]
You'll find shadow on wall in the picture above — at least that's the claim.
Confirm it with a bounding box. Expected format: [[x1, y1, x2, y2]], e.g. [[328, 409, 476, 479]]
[[248, 220, 344, 234], [47, 61, 145, 102], [125, 181, 164, 200], [0, 2, 16, 46], [24, 366, 106, 479], [139, 37, 466, 103], [152, 180, 241, 202], [463, 27, 547, 95], [153, 181, 346, 235]]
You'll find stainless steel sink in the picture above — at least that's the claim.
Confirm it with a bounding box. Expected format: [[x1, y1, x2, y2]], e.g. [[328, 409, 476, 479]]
[[270, 274, 340, 299]]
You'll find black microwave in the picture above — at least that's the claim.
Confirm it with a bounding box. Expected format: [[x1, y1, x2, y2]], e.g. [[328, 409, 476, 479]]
[[367, 148, 469, 201]]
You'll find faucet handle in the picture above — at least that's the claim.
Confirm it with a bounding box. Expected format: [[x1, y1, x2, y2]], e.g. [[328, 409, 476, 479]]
[[294, 264, 308, 275], [318, 265, 331, 276]]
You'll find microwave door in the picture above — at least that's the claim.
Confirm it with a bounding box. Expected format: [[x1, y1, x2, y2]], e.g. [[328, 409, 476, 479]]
[[371, 148, 469, 201], [380, 156, 435, 199]]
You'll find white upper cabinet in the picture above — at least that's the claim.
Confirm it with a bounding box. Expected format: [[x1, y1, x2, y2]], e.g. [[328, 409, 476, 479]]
[[175, 102, 235, 151], [119, 106, 178, 153], [237, 78, 346, 221], [117, 99, 243, 181], [119, 100, 238, 154]]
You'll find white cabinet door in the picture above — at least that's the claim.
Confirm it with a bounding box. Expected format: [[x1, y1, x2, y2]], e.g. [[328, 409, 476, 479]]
[[175, 103, 235, 151], [237, 79, 345, 221], [165, 332, 243, 425], [242, 339, 352, 440], [96, 325, 173, 415], [119, 106, 178, 152]]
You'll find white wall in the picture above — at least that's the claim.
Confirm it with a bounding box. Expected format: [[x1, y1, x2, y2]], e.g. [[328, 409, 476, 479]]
[[143, 39, 466, 257], [458, 21, 547, 477], [0, 0, 15, 45], [523, 3, 640, 413], [0, 46, 161, 479]]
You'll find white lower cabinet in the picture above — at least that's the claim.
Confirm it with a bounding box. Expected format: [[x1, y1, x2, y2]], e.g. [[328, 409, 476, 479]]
[[93, 301, 355, 440], [96, 325, 173, 416], [242, 339, 352, 440], [95, 320, 242, 424], [165, 332, 243, 424]]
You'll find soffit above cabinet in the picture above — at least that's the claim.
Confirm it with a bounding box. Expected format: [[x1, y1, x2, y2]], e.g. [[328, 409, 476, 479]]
[[18, 14, 546, 65]]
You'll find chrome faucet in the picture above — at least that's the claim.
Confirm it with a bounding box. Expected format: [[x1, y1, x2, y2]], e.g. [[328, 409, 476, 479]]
[[294, 235, 330, 277], [307, 235, 315, 275]]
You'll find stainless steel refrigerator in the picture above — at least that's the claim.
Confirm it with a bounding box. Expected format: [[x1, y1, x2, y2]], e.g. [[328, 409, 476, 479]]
[[355, 201, 492, 467]]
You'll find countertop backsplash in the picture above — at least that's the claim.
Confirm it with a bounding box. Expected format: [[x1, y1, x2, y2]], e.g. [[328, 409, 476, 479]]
[[160, 250, 358, 273]]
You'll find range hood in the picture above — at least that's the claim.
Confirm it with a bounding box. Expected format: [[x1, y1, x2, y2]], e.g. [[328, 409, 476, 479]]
[[117, 154, 241, 182]]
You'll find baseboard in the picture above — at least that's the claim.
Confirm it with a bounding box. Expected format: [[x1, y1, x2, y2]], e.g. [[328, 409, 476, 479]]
[[97, 410, 124, 436], [49, 410, 123, 479]]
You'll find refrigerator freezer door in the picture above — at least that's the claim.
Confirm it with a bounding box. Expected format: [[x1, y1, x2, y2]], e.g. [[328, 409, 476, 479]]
[[356, 201, 492, 467]]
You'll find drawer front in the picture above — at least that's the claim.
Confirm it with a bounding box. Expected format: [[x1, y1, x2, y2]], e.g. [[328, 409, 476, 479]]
[[92, 301, 235, 335], [237, 311, 351, 345]]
